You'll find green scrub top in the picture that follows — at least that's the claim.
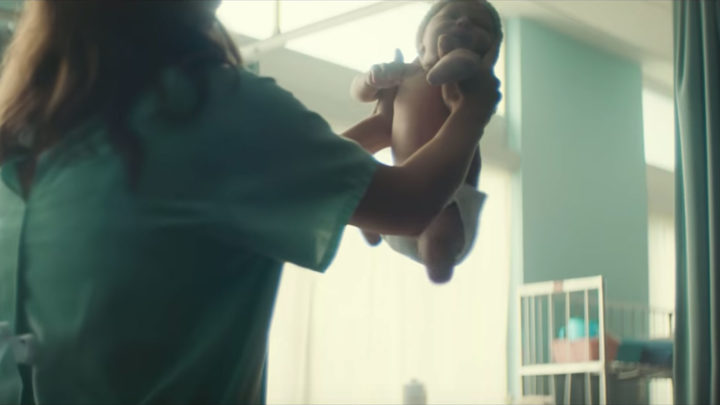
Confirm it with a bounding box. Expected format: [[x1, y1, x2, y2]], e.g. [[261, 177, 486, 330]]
[[0, 66, 378, 404]]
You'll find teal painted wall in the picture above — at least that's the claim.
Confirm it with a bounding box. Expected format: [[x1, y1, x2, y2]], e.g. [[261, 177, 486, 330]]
[[510, 18, 648, 303], [0, 1, 18, 55], [505, 18, 649, 397], [0, 1, 19, 13]]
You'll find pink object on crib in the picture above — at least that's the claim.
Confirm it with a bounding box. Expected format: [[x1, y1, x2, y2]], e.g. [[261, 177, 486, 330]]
[[551, 335, 619, 363]]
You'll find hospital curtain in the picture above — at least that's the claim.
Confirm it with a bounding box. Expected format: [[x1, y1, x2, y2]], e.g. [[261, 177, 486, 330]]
[[265, 164, 513, 405], [673, 2, 720, 404]]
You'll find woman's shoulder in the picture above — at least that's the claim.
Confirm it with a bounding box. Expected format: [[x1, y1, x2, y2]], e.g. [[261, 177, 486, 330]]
[[199, 65, 300, 109], [135, 63, 316, 137], [139, 64, 292, 124], [157, 64, 277, 98], [205, 65, 278, 93]]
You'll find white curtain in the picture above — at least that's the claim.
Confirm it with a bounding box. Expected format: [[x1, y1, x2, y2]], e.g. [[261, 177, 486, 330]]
[[648, 212, 676, 405], [267, 164, 513, 405], [648, 213, 676, 317]]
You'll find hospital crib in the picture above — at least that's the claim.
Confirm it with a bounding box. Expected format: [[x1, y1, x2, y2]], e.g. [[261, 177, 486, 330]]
[[516, 276, 674, 405]]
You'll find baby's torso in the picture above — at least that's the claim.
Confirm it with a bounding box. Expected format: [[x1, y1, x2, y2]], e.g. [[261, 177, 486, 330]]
[[392, 67, 450, 164]]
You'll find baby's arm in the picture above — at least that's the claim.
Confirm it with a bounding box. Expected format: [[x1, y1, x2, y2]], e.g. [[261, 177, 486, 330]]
[[346, 50, 408, 152], [350, 49, 415, 102]]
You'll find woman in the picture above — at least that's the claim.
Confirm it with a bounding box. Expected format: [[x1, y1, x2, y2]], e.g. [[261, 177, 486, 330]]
[[0, 1, 499, 404]]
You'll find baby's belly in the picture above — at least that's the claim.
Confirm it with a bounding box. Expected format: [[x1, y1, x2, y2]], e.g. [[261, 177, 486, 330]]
[[391, 78, 449, 164]]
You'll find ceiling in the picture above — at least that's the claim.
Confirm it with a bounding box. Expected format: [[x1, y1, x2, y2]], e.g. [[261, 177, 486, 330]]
[[0, 0, 674, 93], [232, 0, 674, 94], [492, 1, 674, 94]]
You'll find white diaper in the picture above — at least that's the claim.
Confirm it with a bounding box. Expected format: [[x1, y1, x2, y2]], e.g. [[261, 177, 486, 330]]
[[382, 184, 487, 264]]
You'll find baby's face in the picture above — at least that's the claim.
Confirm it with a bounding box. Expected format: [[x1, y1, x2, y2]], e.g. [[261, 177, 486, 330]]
[[420, 2, 496, 67]]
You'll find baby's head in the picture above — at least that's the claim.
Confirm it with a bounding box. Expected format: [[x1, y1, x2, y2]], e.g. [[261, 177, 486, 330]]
[[416, 0, 503, 68]]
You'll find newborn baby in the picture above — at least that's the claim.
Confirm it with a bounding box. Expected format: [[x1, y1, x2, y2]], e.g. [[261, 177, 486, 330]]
[[345, 0, 503, 283]]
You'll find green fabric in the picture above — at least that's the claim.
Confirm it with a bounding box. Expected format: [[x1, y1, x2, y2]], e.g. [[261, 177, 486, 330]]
[[0, 66, 378, 404], [673, 2, 720, 404]]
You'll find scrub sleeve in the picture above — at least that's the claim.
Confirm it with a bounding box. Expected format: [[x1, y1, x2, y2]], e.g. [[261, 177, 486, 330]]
[[0, 66, 378, 405]]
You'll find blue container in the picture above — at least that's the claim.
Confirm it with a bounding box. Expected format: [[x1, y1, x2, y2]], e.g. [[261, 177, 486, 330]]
[[558, 318, 599, 340]]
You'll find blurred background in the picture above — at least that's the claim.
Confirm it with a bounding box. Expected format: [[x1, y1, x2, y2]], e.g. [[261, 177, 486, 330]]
[[0, 1, 676, 404]]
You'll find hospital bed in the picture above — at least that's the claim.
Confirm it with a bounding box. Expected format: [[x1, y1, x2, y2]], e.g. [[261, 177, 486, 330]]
[[516, 276, 674, 405]]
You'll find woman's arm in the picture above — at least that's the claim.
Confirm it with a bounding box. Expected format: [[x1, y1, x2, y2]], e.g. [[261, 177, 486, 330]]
[[342, 114, 392, 154], [464, 146, 481, 188], [342, 88, 396, 153], [350, 58, 500, 236]]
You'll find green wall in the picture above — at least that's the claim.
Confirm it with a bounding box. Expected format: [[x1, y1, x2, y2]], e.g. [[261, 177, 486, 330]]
[[0, 0, 18, 55], [0, 1, 19, 12], [509, 18, 648, 302], [505, 18, 649, 397]]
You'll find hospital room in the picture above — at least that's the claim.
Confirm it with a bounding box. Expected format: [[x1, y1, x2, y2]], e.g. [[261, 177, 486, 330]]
[[0, 1, 715, 405]]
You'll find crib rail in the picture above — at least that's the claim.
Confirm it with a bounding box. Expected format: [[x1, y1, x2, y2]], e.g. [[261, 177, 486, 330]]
[[516, 276, 674, 405]]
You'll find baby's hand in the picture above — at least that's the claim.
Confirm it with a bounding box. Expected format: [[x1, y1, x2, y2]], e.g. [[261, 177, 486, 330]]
[[440, 43, 501, 121], [426, 48, 483, 86], [367, 49, 417, 89], [437, 33, 463, 58]]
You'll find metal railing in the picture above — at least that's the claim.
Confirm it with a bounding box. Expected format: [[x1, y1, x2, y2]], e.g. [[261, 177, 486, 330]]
[[516, 276, 675, 405]]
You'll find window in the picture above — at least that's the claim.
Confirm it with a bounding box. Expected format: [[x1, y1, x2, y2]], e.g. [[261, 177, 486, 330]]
[[268, 164, 512, 404], [642, 88, 675, 171]]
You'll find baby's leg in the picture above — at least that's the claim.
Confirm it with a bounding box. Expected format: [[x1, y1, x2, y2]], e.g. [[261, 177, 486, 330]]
[[361, 229, 382, 246], [417, 202, 465, 284]]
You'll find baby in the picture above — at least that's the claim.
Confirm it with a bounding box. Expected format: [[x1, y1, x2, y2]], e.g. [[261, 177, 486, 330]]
[[344, 0, 503, 283]]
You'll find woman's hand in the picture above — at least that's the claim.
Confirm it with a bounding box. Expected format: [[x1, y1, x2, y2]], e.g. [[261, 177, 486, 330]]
[[441, 44, 501, 125]]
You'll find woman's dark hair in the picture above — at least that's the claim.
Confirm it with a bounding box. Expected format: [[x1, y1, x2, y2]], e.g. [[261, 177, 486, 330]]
[[0, 1, 242, 181]]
